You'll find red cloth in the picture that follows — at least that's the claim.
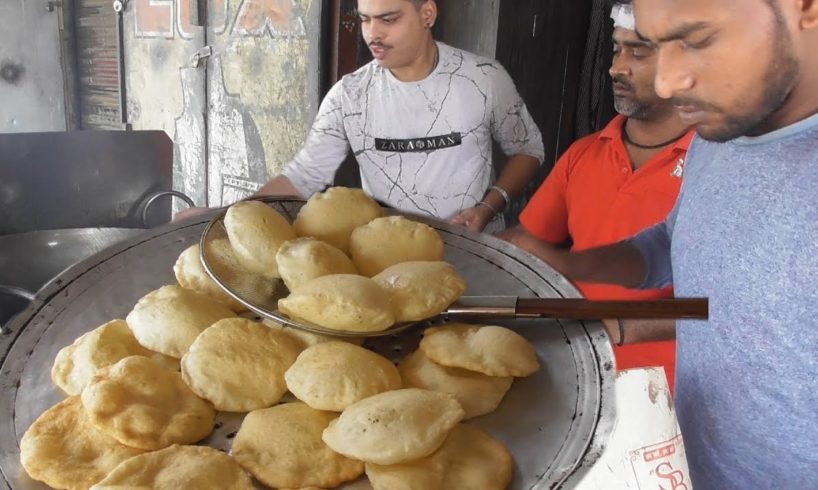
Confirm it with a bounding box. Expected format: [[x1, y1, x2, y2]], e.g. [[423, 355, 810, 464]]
[[519, 115, 695, 392]]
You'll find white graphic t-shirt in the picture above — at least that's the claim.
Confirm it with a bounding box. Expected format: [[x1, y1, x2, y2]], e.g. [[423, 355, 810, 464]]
[[282, 42, 544, 220]]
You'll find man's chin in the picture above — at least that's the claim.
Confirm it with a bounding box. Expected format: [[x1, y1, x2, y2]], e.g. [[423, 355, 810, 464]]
[[613, 99, 643, 118], [374, 59, 398, 69], [695, 122, 745, 143]]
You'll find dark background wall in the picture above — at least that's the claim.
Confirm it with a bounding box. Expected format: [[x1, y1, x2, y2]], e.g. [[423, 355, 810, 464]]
[[494, 0, 594, 224], [435, 0, 500, 58]]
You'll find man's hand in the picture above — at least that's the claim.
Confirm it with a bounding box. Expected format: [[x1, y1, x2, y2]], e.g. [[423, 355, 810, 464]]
[[172, 176, 304, 223], [497, 226, 574, 275], [451, 204, 495, 232]]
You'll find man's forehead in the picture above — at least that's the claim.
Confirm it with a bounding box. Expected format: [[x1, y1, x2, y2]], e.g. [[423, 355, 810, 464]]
[[612, 27, 648, 45], [357, 0, 411, 16], [632, 0, 751, 40]]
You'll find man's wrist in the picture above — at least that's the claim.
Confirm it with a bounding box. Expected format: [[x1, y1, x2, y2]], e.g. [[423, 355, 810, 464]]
[[481, 188, 507, 213], [602, 318, 624, 345], [476, 201, 499, 216], [617, 319, 626, 346], [489, 185, 510, 207]]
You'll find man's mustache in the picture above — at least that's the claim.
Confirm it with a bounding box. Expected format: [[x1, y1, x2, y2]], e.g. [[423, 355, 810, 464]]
[[369, 41, 392, 49], [671, 97, 718, 112], [611, 75, 633, 91]]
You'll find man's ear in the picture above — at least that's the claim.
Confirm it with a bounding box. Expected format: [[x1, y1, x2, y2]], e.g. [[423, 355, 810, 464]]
[[420, 0, 438, 28], [799, 0, 818, 29]]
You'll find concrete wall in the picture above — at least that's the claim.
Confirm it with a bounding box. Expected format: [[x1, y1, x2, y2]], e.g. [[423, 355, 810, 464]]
[[123, 0, 208, 206], [436, 0, 500, 59], [123, 0, 322, 207], [0, 0, 68, 132], [207, 0, 321, 206]]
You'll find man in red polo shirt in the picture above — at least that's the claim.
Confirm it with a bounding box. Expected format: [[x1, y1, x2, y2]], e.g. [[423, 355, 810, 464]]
[[500, 1, 693, 392]]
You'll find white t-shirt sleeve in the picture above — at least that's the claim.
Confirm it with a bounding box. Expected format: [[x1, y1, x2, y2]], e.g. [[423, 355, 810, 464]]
[[281, 81, 351, 196], [489, 65, 545, 164]]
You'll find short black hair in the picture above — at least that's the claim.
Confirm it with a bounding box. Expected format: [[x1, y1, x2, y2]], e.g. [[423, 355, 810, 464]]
[[406, 0, 427, 9]]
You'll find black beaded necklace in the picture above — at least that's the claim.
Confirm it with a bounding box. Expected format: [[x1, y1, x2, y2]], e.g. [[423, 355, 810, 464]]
[[622, 125, 687, 150]]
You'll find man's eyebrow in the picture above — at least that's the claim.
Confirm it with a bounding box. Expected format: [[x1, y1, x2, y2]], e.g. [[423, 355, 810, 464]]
[[636, 21, 712, 44], [621, 39, 652, 48], [358, 9, 402, 19]]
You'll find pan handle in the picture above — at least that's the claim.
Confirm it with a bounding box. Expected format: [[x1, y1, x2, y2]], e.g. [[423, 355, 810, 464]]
[[514, 298, 708, 320], [140, 190, 196, 228]]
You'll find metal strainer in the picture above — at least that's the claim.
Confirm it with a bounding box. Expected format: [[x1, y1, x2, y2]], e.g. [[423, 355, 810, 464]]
[[200, 198, 707, 338], [198, 202, 422, 338]]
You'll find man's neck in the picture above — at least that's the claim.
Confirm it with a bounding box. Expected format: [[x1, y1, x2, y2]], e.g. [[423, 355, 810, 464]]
[[752, 57, 818, 136], [390, 38, 438, 82], [623, 109, 691, 170]]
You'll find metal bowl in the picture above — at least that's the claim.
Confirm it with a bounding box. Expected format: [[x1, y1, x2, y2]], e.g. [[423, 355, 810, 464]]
[[0, 228, 146, 331], [0, 228, 146, 292]]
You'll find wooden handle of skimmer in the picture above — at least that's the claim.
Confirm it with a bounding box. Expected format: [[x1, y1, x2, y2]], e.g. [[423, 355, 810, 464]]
[[514, 298, 708, 320]]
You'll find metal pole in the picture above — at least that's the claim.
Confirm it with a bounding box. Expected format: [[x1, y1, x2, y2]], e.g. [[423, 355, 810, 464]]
[[113, 0, 129, 129]]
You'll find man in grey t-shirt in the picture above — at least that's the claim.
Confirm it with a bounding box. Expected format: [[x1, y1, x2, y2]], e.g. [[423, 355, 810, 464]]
[[504, 0, 818, 487]]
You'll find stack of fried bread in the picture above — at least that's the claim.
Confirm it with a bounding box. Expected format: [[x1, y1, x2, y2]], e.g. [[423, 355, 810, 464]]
[[21, 187, 540, 490]]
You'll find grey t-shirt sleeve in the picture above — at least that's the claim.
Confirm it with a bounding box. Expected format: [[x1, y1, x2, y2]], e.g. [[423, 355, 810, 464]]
[[628, 135, 704, 289], [628, 197, 678, 289], [282, 81, 351, 196], [489, 64, 545, 164]]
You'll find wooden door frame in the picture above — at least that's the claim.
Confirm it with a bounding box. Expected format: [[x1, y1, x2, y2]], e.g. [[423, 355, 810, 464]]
[[326, 0, 366, 187]]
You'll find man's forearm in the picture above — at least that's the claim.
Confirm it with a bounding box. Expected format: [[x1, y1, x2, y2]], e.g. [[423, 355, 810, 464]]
[[503, 227, 647, 288], [564, 242, 647, 288], [174, 174, 305, 222], [483, 154, 540, 211], [252, 175, 305, 199], [500, 228, 674, 344]]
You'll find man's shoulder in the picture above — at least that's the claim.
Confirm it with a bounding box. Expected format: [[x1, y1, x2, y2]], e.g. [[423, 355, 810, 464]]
[[565, 128, 609, 157], [548, 126, 615, 177], [563, 115, 627, 158], [443, 43, 501, 68], [438, 43, 508, 81], [334, 61, 380, 99]]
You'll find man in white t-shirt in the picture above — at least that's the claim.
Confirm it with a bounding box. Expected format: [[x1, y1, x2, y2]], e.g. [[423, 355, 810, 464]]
[[177, 0, 544, 232]]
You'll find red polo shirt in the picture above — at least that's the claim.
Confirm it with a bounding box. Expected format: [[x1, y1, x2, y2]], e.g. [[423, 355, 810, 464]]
[[520, 115, 694, 392]]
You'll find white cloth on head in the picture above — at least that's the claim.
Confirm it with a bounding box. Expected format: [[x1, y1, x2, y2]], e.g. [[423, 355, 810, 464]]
[[610, 3, 635, 31]]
